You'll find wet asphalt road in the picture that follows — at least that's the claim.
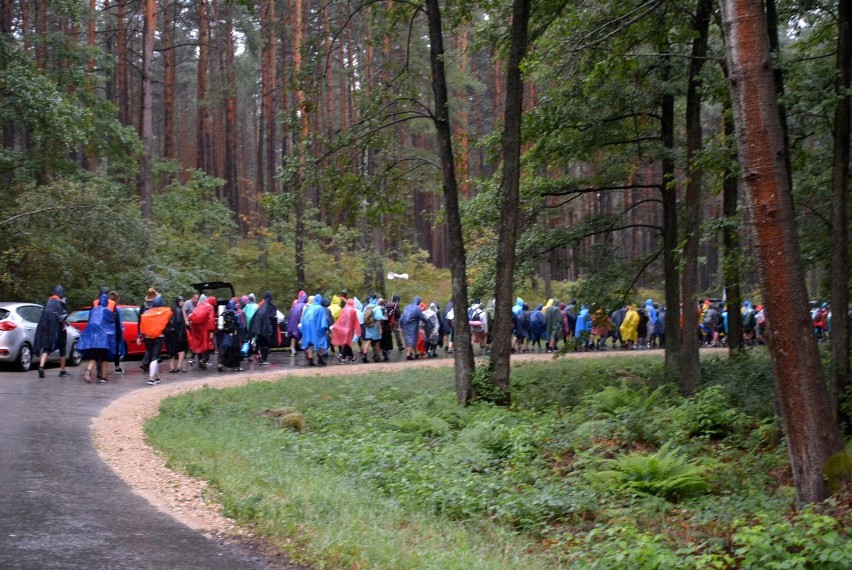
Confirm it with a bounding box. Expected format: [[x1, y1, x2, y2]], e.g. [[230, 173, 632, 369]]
[[0, 348, 381, 569]]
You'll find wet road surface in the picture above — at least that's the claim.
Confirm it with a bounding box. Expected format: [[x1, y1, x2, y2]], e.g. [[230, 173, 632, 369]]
[[0, 347, 387, 569]]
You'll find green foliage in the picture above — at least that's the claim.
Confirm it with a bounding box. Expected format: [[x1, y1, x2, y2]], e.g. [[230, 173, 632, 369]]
[[0, 177, 149, 305], [670, 385, 744, 440], [732, 510, 852, 569], [145, 353, 850, 569], [590, 442, 716, 502], [824, 452, 852, 495]]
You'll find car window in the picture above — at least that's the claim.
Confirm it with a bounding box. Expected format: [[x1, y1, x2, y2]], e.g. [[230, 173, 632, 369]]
[[17, 305, 43, 323], [119, 307, 138, 322], [67, 309, 90, 323], [0, 308, 9, 320]]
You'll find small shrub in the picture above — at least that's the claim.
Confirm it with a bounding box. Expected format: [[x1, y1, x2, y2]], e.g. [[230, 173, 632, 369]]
[[732, 510, 852, 569], [671, 385, 743, 440], [590, 442, 716, 501]]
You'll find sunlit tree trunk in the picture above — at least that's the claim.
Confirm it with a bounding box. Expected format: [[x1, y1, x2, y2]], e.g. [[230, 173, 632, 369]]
[[720, 0, 845, 504], [680, 0, 712, 395], [491, 0, 531, 406], [424, 0, 475, 404]]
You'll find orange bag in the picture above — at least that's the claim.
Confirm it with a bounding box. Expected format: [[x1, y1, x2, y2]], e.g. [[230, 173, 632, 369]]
[[140, 307, 173, 338]]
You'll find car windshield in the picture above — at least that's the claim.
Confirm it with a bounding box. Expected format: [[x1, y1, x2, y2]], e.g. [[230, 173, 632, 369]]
[[67, 309, 90, 323], [0, 308, 9, 320], [119, 307, 138, 322]]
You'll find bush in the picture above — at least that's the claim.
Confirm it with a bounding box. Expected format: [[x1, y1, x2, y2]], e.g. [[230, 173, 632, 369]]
[[732, 510, 852, 569], [671, 385, 744, 440], [589, 442, 716, 502]]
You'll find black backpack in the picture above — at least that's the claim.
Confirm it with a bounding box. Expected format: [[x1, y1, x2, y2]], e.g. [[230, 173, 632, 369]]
[[222, 310, 238, 332]]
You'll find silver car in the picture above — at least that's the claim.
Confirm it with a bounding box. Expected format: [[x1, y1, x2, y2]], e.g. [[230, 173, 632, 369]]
[[0, 302, 82, 371]]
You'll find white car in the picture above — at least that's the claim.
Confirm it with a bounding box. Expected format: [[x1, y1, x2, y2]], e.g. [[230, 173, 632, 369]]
[[0, 302, 82, 371]]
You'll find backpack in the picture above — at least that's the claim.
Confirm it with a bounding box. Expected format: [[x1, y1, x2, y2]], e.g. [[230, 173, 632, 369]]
[[469, 307, 484, 333], [387, 302, 398, 327], [364, 305, 376, 327], [140, 306, 172, 338], [222, 310, 238, 332]]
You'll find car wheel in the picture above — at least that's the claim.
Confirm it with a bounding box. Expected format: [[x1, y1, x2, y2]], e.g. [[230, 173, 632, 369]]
[[17, 343, 33, 372], [69, 340, 82, 367]]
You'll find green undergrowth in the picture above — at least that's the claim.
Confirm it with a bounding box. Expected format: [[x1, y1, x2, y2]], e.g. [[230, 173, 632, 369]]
[[145, 351, 852, 569]]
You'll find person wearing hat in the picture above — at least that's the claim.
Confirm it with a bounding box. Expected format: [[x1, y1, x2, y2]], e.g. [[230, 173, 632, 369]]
[[33, 285, 71, 378], [137, 287, 159, 370]]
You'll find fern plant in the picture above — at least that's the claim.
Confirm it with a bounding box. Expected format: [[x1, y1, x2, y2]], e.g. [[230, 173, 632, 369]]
[[590, 442, 716, 502]]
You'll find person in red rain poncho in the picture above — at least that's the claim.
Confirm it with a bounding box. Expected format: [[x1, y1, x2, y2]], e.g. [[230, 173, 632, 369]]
[[331, 298, 360, 363], [188, 295, 216, 369]]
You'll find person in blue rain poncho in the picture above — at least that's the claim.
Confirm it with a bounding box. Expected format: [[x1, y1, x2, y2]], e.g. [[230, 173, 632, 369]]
[[300, 293, 329, 366], [77, 291, 117, 383], [400, 296, 427, 360]]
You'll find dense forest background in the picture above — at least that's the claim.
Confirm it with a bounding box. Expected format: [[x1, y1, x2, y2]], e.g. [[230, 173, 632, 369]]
[[1, 0, 850, 505], [2, 0, 843, 307]]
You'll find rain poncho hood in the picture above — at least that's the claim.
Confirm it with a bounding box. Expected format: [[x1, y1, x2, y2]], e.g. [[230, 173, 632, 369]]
[[287, 292, 308, 339], [332, 298, 359, 346], [300, 294, 329, 350], [401, 296, 426, 346], [513, 297, 524, 316], [77, 293, 117, 357]]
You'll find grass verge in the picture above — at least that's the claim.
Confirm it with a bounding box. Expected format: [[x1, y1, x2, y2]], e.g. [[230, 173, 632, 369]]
[[145, 350, 852, 569]]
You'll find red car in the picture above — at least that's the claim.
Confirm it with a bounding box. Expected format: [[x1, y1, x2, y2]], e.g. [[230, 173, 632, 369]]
[[67, 304, 148, 357]]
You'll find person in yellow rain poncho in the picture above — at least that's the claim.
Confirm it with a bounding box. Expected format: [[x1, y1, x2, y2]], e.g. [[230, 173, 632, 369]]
[[330, 295, 343, 322], [619, 304, 640, 349]]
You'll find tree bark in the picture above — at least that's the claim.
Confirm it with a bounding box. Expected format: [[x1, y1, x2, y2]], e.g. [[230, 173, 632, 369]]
[[162, 0, 177, 161], [660, 43, 681, 384], [720, 0, 845, 504], [722, 111, 744, 356], [293, 0, 308, 289], [138, 0, 156, 222], [424, 0, 475, 405], [680, 0, 712, 395], [116, 0, 129, 127], [830, 0, 851, 427], [490, 0, 531, 406], [196, 0, 210, 172], [224, 6, 239, 227]]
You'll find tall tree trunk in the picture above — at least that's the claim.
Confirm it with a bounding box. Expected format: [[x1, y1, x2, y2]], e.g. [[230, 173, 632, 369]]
[[830, 0, 851, 427], [660, 43, 681, 383], [293, 0, 308, 289], [720, 0, 845, 504], [196, 0, 209, 172], [490, 0, 531, 406], [424, 0, 475, 405], [265, 0, 277, 195], [722, 111, 744, 356], [139, 0, 155, 222], [162, 0, 176, 161], [680, 0, 712, 395], [116, 0, 129, 127], [224, 6, 239, 227]]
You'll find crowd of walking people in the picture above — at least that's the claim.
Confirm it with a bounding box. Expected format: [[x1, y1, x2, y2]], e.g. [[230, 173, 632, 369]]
[[31, 283, 841, 385]]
